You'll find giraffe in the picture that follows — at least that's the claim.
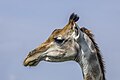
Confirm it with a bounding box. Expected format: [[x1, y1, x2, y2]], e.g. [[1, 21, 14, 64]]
[[23, 13, 105, 80]]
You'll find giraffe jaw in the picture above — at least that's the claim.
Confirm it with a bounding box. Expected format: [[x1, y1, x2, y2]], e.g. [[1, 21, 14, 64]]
[[23, 45, 67, 67], [23, 45, 77, 67]]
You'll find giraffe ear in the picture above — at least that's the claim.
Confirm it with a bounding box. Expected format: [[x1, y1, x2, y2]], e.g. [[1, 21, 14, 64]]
[[69, 13, 79, 22]]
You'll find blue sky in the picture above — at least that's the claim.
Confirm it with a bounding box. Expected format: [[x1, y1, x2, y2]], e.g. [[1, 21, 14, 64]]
[[0, 0, 120, 80]]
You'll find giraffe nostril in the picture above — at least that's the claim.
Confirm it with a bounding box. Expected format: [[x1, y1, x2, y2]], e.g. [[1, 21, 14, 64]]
[[32, 49, 37, 53], [28, 49, 37, 57]]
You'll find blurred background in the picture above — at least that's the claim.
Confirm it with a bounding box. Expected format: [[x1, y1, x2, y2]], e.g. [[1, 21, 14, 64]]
[[0, 0, 120, 80]]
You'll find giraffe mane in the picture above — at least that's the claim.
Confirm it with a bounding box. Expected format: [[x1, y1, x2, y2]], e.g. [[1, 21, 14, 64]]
[[80, 27, 106, 80]]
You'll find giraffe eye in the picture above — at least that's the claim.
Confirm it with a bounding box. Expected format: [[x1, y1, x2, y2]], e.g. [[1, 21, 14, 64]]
[[54, 37, 65, 44]]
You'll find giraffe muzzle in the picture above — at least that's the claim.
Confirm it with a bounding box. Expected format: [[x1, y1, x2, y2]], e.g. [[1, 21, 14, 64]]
[[23, 49, 45, 67]]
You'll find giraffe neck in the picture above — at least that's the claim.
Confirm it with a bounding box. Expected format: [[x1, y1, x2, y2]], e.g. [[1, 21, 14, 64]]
[[76, 31, 103, 80]]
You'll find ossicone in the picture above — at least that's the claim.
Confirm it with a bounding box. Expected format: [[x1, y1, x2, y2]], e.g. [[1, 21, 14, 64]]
[[69, 13, 79, 22]]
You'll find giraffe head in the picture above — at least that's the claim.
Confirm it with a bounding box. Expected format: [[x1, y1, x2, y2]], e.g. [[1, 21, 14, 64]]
[[23, 13, 81, 66]]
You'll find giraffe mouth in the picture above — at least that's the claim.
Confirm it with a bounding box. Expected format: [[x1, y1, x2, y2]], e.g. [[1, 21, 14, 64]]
[[23, 58, 41, 67]]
